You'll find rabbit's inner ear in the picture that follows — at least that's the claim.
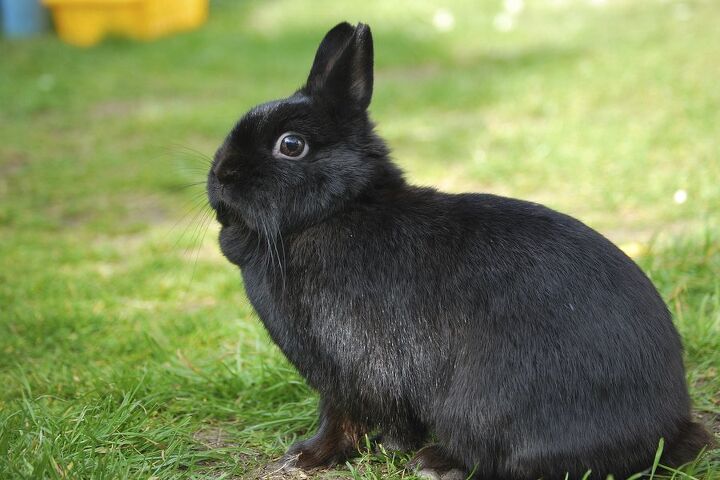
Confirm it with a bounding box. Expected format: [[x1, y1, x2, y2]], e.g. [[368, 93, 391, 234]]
[[307, 22, 355, 93], [306, 23, 374, 112]]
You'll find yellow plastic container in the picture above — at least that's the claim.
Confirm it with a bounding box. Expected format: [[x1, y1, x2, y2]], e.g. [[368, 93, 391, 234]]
[[42, 0, 208, 47]]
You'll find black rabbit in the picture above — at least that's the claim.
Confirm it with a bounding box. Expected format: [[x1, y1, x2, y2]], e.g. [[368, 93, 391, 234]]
[[206, 22, 713, 479]]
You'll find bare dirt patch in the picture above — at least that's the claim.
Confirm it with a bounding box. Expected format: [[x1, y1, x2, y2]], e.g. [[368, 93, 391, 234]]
[[191, 426, 262, 479], [193, 427, 236, 450], [250, 460, 311, 480], [249, 460, 352, 480]]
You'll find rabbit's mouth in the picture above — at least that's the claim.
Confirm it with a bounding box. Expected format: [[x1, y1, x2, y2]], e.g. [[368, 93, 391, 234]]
[[212, 189, 246, 228], [214, 201, 234, 227], [207, 174, 240, 227]]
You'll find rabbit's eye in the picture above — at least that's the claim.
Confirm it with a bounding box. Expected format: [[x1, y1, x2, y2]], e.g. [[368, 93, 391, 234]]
[[274, 132, 308, 159]]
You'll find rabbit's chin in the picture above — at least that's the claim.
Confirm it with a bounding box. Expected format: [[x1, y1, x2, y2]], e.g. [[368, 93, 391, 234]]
[[214, 204, 233, 227]]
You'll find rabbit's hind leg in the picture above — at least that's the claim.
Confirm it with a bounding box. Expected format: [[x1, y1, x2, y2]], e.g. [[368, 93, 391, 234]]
[[374, 422, 427, 453], [407, 444, 468, 480]]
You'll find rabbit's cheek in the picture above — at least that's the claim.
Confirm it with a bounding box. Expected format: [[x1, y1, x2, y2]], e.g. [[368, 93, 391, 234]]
[[218, 226, 237, 257], [219, 224, 253, 266]]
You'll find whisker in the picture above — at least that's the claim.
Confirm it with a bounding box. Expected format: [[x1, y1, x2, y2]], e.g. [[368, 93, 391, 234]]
[[269, 221, 285, 291], [260, 217, 274, 277], [187, 206, 215, 291], [167, 145, 213, 190], [168, 181, 208, 193], [277, 228, 287, 292], [169, 194, 212, 240], [184, 202, 213, 259], [167, 143, 214, 165], [174, 199, 213, 256], [152, 197, 212, 295], [175, 165, 211, 174], [188, 189, 211, 203], [251, 221, 264, 261], [149, 144, 214, 181]]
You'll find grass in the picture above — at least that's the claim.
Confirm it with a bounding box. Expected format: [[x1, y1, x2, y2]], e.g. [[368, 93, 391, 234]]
[[0, 0, 718, 478]]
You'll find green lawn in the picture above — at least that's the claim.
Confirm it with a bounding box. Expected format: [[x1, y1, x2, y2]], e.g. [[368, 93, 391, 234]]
[[1, 0, 718, 478]]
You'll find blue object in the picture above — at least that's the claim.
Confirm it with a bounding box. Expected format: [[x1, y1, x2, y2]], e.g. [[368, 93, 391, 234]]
[[1, 0, 47, 38]]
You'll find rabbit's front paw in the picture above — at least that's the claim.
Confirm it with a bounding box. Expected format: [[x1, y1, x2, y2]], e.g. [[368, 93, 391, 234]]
[[284, 439, 332, 469], [283, 404, 366, 470], [283, 436, 352, 470]]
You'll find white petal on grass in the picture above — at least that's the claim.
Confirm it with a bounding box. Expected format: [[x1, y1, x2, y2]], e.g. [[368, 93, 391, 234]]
[[503, 0, 525, 15], [493, 12, 515, 32], [433, 9, 456, 32], [673, 189, 688, 204]]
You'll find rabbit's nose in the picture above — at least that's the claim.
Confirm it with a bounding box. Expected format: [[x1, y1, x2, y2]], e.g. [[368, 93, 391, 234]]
[[213, 159, 239, 184], [213, 166, 230, 184]]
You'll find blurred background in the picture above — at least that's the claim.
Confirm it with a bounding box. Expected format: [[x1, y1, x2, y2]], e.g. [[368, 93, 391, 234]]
[[1, 0, 718, 478]]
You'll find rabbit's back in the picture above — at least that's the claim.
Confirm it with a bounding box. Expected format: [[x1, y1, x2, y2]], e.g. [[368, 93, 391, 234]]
[[265, 188, 693, 478]]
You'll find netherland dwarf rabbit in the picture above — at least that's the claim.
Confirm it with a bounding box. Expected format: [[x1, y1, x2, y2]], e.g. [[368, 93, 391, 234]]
[[207, 22, 712, 479]]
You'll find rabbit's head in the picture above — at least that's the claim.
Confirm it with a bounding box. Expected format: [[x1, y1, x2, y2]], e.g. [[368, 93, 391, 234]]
[[207, 22, 398, 234]]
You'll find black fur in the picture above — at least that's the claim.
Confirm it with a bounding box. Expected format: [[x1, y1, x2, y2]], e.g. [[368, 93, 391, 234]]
[[206, 22, 712, 479]]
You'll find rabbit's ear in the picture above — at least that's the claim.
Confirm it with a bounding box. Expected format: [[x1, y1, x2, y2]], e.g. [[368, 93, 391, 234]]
[[306, 22, 374, 112], [306, 22, 355, 92]]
